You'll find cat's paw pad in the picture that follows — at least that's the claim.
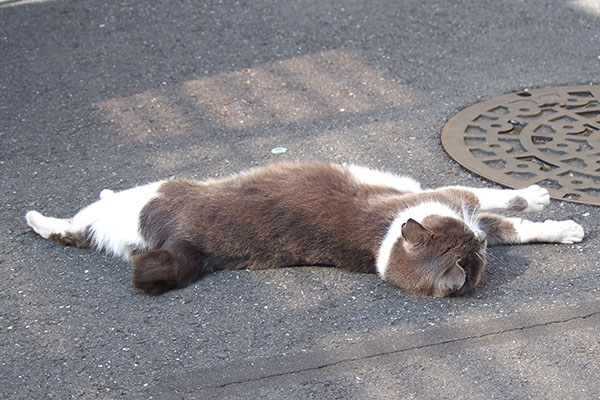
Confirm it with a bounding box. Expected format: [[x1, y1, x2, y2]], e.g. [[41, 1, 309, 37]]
[[517, 185, 550, 212], [545, 220, 584, 244]]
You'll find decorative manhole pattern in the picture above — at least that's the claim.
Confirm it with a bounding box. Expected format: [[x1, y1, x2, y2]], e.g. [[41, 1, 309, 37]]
[[441, 85, 600, 206]]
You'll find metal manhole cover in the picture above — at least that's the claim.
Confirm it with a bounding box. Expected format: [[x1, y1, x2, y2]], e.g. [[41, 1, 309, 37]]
[[441, 85, 600, 206]]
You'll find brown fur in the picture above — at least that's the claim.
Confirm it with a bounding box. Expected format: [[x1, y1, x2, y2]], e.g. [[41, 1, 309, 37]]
[[48, 229, 92, 248], [477, 213, 520, 245], [138, 164, 396, 274], [133, 163, 488, 297], [507, 196, 528, 212]]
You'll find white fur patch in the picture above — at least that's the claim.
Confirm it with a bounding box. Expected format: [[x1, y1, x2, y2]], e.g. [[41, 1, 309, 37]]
[[80, 181, 164, 259], [347, 165, 422, 193], [26, 181, 164, 260], [376, 202, 459, 277]]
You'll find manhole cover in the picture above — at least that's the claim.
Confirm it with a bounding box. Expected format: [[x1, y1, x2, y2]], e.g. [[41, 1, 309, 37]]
[[441, 85, 600, 206]]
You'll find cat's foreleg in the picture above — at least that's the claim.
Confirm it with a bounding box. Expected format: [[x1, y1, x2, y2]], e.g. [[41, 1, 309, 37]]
[[465, 185, 550, 212], [477, 213, 584, 246]]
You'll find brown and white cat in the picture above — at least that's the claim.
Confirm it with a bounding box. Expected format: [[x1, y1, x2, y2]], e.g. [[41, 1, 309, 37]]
[[25, 162, 584, 297]]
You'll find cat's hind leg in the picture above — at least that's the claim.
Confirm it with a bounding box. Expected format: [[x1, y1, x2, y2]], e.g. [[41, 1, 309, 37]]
[[26, 181, 163, 259], [132, 238, 206, 296], [477, 213, 584, 246]]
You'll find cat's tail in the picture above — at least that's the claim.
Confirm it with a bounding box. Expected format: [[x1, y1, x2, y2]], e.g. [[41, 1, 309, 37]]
[[131, 239, 207, 296]]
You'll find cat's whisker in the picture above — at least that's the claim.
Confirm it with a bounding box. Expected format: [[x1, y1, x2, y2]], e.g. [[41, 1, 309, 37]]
[[482, 250, 505, 266], [475, 251, 486, 263]]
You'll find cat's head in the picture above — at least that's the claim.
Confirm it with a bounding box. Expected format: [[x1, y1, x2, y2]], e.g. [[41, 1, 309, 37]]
[[385, 216, 487, 297]]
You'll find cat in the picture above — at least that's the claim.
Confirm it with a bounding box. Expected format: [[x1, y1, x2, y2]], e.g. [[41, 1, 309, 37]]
[[25, 162, 584, 297]]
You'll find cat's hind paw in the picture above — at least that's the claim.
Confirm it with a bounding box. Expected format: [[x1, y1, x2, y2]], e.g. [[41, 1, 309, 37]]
[[26, 210, 71, 239], [26, 210, 45, 236], [515, 185, 550, 212], [26, 210, 53, 238]]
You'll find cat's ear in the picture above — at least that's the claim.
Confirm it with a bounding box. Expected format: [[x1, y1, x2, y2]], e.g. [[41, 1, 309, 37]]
[[434, 262, 466, 297], [401, 218, 431, 244]]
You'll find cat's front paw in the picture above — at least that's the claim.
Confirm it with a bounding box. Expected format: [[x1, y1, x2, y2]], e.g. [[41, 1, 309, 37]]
[[545, 220, 585, 244], [515, 185, 550, 212]]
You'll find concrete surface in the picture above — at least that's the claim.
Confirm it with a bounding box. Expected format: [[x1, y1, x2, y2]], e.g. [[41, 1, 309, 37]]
[[1, 0, 599, 398]]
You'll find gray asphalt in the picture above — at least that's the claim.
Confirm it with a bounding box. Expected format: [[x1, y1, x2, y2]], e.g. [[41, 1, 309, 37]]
[[1, 0, 599, 398]]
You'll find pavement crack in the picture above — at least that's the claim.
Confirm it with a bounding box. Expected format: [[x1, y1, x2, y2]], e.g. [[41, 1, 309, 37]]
[[195, 310, 600, 392]]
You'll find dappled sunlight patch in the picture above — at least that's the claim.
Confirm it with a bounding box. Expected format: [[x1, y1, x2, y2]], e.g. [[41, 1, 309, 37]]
[[97, 49, 417, 139], [568, 0, 600, 17], [100, 91, 195, 139], [141, 118, 422, 176]]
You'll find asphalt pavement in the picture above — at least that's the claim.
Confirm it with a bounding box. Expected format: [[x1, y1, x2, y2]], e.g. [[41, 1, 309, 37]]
[[1, 0, 599, 398]]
